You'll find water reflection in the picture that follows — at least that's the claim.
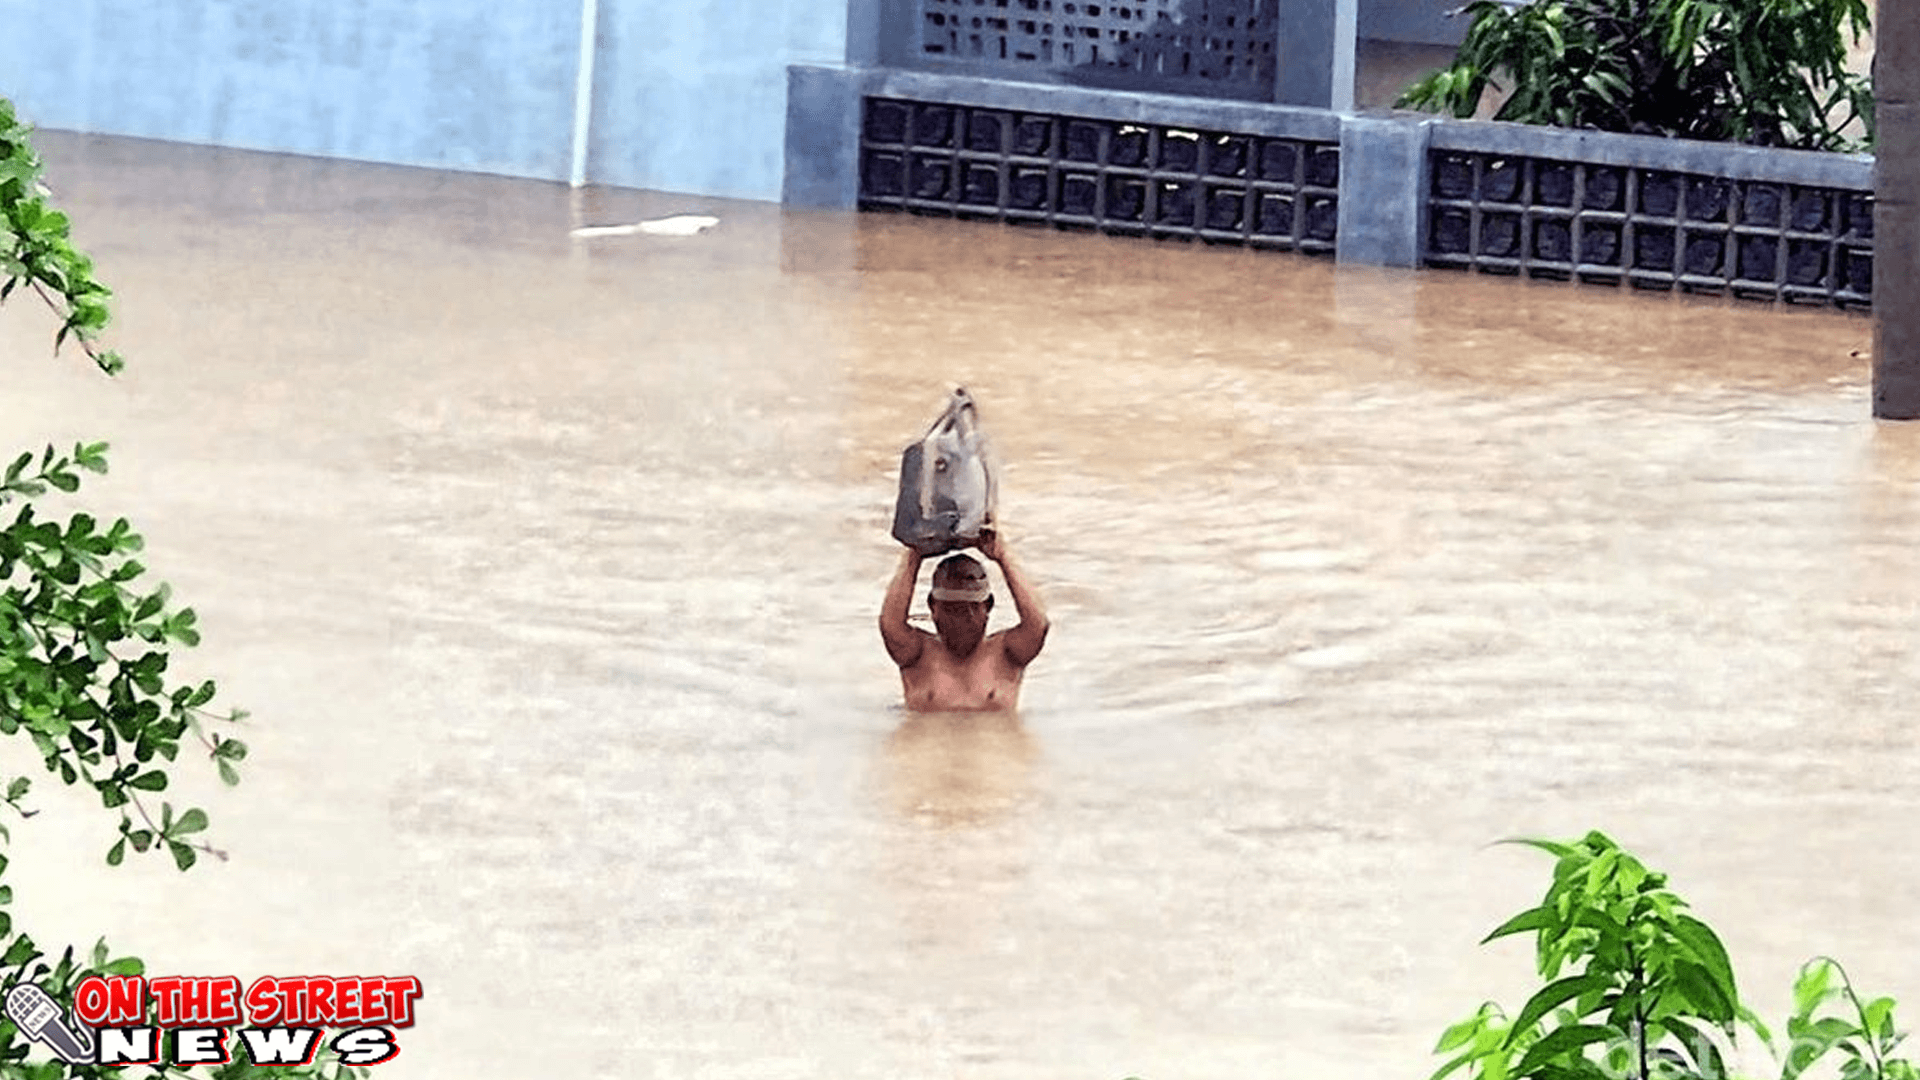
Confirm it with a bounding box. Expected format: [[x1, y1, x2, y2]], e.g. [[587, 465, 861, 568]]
[[879, 710, 1039, 828]]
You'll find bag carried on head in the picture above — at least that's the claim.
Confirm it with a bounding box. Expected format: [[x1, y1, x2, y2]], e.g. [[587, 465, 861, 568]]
[[891, 388, 998, 556]]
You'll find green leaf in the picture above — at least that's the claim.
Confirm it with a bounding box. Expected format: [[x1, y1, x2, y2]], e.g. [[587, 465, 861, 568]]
[[101, 956, 143, 977], [1436, 1008, 1493, 1054], [1482, 904, 1555, 944], [132, 590, 164, 622], [1670, 914, 1739, 1010], [1514, 1023, 1618, 1076], [1666, 960, 1736, 1024], [1498, 836, 1579, 859], [1426, 1050, 1481, 1080], [173, 808, 207, 835], [1509, 974, 1616, 1043], [127, 770, 167, 792], [1738, 1003, 1777, 1054], [167, 840, 195, 872], [1862, 997, 1895, 1041], [3, 936, 38, 967], [1793, 959, 1838, 1017], [1784, 1017, 1862, 1080], [216, 760, 239, 787], [106, 839, 125, 867], [1662, 1016, 1727, 1079]]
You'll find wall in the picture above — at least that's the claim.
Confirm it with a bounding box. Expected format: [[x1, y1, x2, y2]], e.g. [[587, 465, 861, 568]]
[[590, 0, 849, 199], [790, 64, 1875, 309], [0, 0, 849, 201], [0, 0, 582, 181]]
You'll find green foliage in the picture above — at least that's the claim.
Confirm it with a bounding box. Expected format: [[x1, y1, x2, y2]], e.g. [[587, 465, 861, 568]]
[[1780, 958, 1919, 1080], [1, 97, 364, 1079], [1431, 831, 1757, 1080], [1, 98, 120, 374], [1394, 0, 1875, 152], [1432, 831, 1916, 1080], [2, 441, 247, 869]]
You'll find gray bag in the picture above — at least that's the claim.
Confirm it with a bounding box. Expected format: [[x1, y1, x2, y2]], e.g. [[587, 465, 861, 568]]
[[891, 388, 997, 555]]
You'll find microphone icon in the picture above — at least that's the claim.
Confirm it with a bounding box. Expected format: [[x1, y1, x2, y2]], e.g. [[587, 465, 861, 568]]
[[4, 983, 95, 1064]]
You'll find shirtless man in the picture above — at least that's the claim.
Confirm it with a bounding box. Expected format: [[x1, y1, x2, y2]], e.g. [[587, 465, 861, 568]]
[[879, 529, 1049, 712]]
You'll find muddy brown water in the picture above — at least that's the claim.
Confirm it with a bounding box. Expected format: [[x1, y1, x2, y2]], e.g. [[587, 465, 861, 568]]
[[1, 133, 1915, 1079]]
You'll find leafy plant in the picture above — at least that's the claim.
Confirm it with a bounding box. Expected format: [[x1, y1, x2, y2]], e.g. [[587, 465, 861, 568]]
[[1431, 830, 1761, 1080], [1779, 958, 1918, 1080], [1395, 0, 1875, 152], [1432, 831, 1917, 1080], [3, 97, 365, 1077], [1, 98, 119, 375]]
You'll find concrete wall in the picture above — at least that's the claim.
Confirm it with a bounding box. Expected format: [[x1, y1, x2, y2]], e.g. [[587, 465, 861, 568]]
[[0, 0, 848, 200], [789, 63, 1875, 306], [0, 0, 582, 180], [589, 0, 849, 199]]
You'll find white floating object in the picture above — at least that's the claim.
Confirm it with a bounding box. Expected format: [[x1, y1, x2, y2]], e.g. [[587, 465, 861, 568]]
[[638, 214, 719, 235], [569, 214, 719, 239], [569, 223, 639, 238]]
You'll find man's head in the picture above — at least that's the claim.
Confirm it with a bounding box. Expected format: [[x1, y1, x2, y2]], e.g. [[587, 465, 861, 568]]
[[928, 553, 993, 656]]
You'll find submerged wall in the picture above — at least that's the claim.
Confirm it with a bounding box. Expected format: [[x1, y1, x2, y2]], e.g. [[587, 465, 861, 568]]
[[0, 0, 847, 200]]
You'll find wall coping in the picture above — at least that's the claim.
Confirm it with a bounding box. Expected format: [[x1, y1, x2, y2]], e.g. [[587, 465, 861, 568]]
[[796, 64, 1345, 142], [1425, 115, 1874, 189]]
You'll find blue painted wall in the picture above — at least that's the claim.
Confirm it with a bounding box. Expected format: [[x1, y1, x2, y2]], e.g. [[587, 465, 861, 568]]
[[0, 0, 850, 201], [0, 0, 584, 181], [591, 0, 849, 199]]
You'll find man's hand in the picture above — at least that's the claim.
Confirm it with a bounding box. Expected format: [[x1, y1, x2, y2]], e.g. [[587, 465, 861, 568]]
[[976, 527, 1048, 667], [973, 527, 1005, 564]]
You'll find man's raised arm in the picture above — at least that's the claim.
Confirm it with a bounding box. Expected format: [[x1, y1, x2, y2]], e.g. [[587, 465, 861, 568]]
[[977, 530, 1049, 667], [879, 547, 925, 668]]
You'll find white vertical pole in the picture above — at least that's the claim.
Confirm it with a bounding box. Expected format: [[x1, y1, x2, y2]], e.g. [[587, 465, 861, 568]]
[[569, 0, 600, 187], [1331, 0, 1358, 113]]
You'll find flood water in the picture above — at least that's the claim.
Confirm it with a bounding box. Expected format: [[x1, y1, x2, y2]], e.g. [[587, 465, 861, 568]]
[[2, 133, 1916, 1080]]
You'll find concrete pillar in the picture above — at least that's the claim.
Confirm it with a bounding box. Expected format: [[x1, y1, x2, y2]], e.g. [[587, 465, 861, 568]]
[[1335, 116, 1430, 266], [1275, 0, 1357, 110], [1875, 1, 1920, 418], [783, 66, 865, 209]]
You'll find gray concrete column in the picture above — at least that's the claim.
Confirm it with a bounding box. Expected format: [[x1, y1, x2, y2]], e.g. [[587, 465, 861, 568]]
[[1875, 2, 1920, 418], [783, 66, 865, 209], [1336, 115, 1430, 266], [1275, 0, 1356, 110]]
